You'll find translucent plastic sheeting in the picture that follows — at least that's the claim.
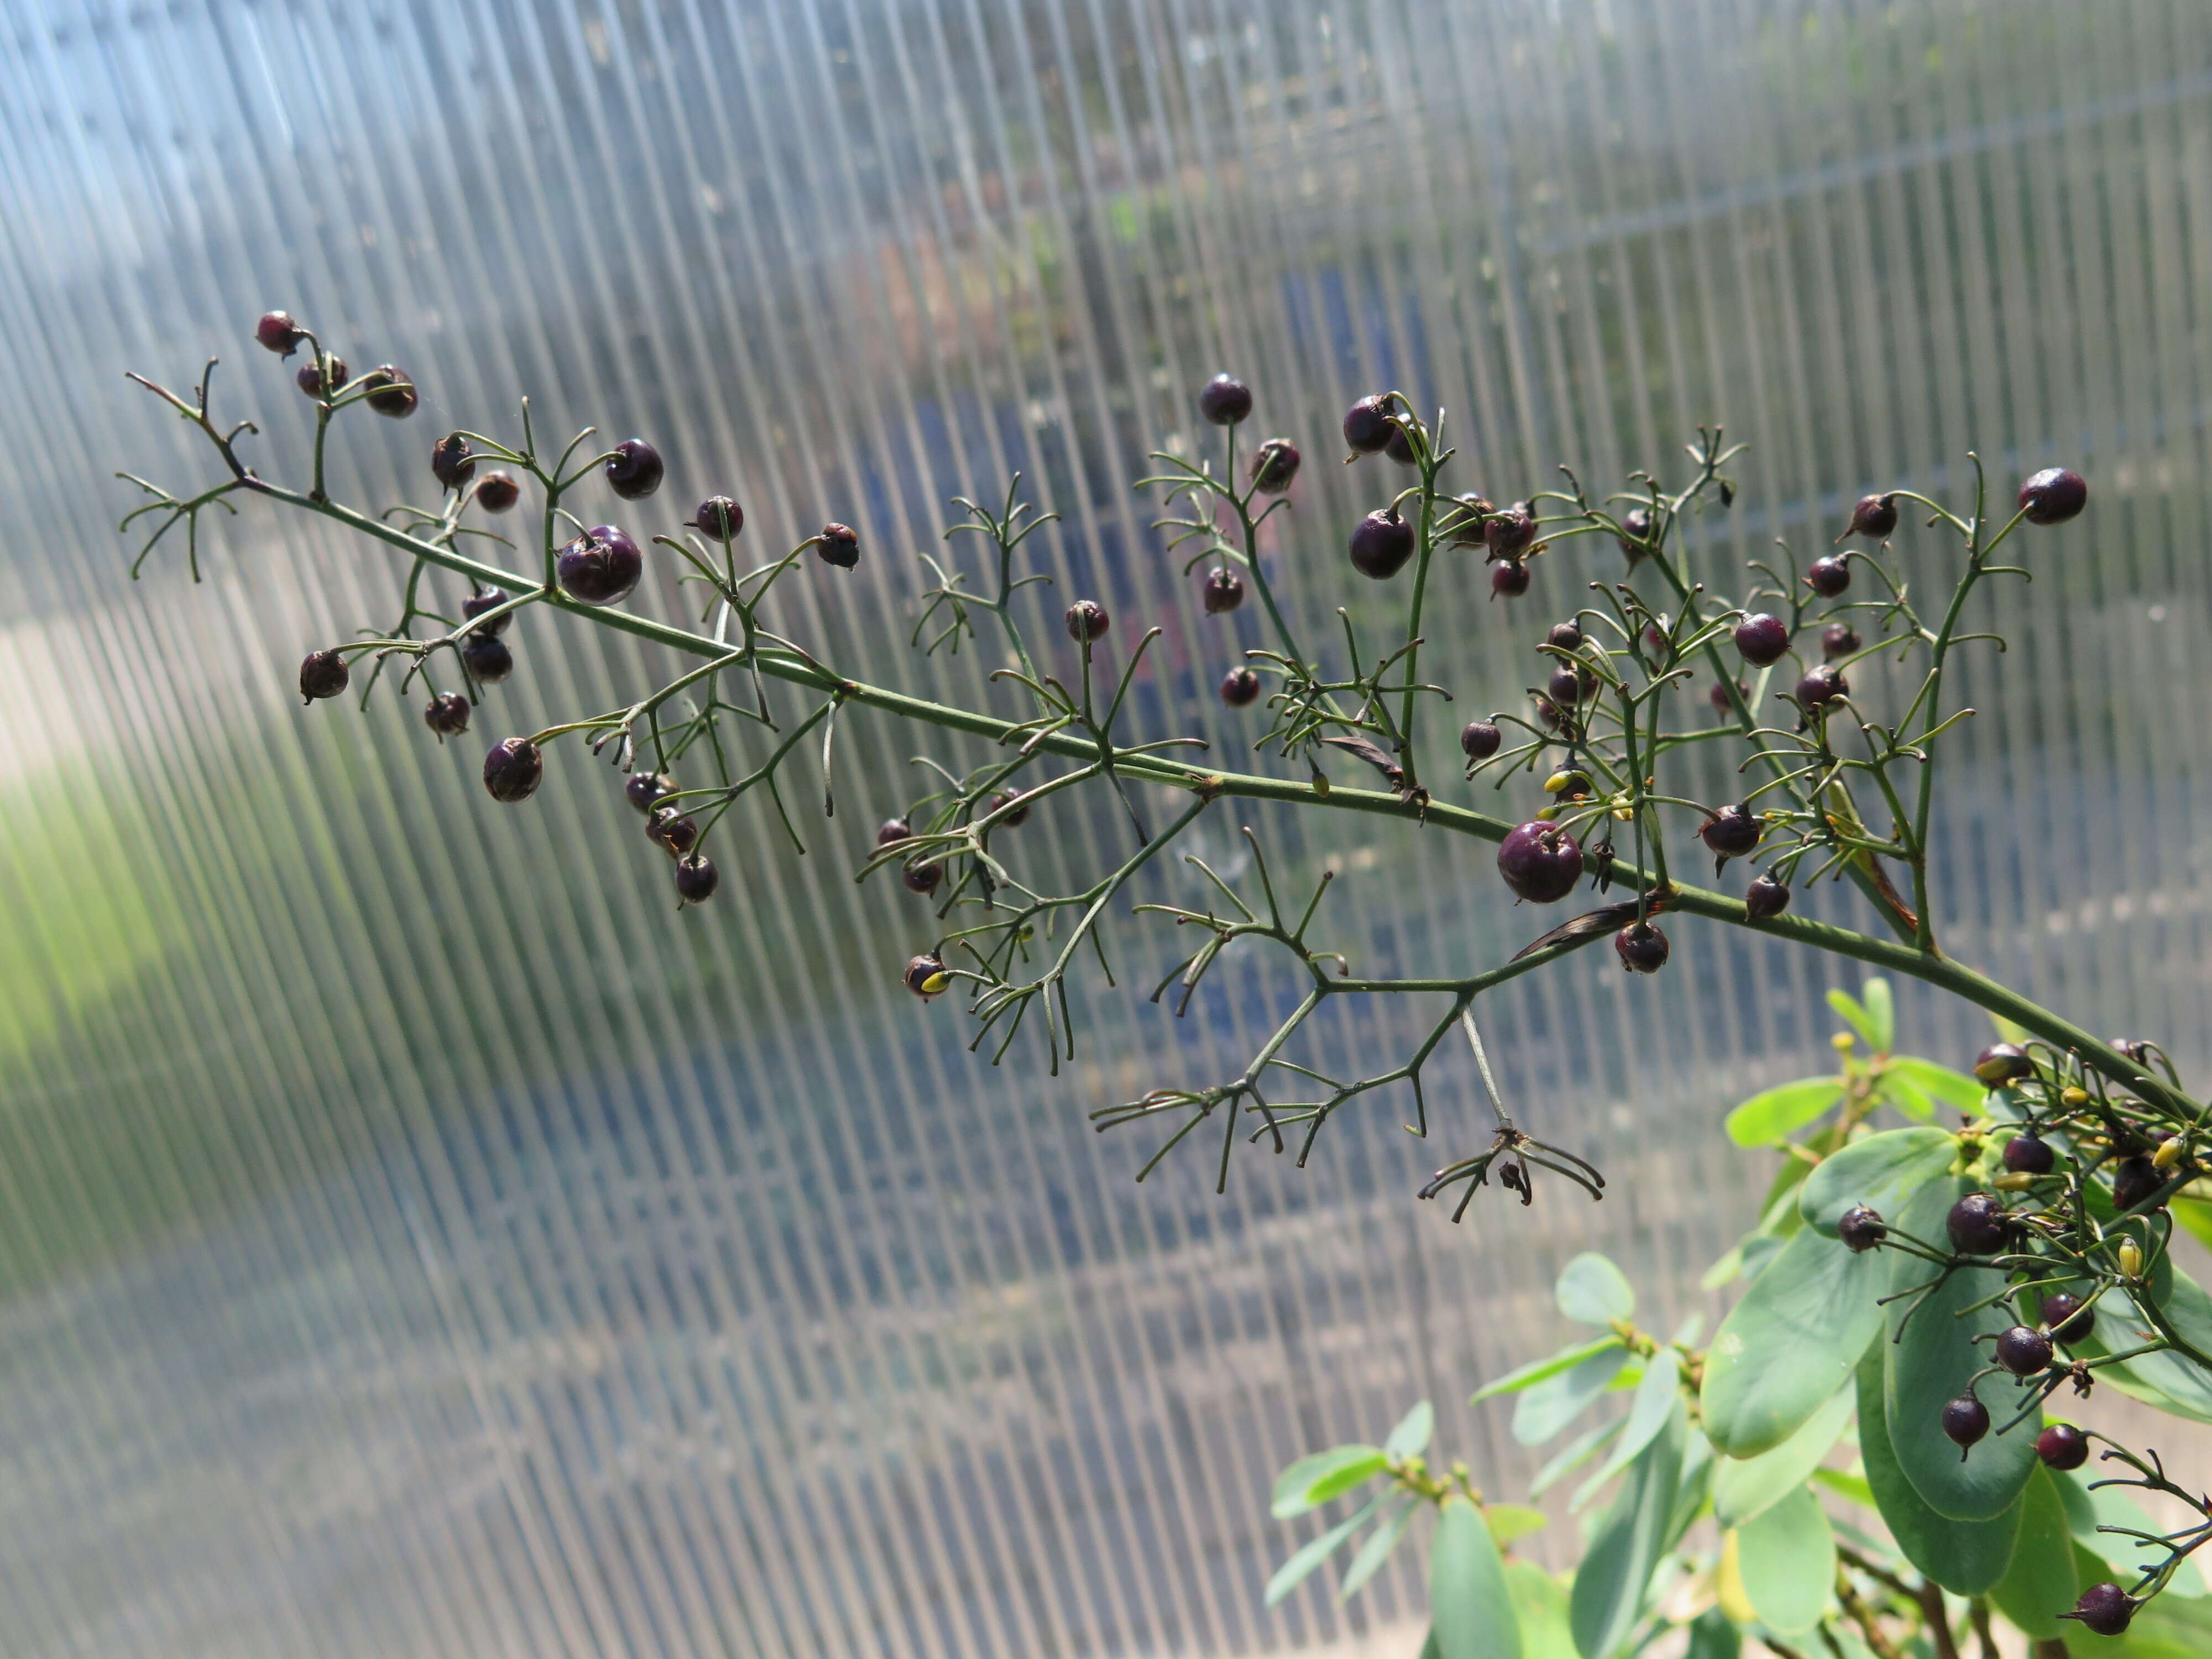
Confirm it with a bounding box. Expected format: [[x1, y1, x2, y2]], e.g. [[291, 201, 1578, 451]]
[[1, 1, 2209, 1655]]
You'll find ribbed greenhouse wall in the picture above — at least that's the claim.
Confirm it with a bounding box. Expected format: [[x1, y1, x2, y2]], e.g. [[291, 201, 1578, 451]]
[[1, 1, 2208, 1654]]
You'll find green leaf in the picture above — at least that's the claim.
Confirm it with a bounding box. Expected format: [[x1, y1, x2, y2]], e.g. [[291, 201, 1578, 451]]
[[1987, 1467, 2079, 1638], [1827, 987, 1885, 1051], [1571, 1400, 1687, 1659], [1556, 1253, 1636, 1326], [1504, 1561, 1575, 1659], [1726, 1078, 1843, 1147], [1573, 1349, 1682, 1509], [1885, 1056, 1985, 1115], [1270, 1445, 1386, 1518], [1702, 1224, 1885, 1457], [1664, 1426, 1717, 1552], [2107, 1266, 2212, 1420], [1266, 1493, 1384, 1606], [1877, 1072, 1935, 1122], [1528, 1417, 1623, 1497], [1860, 978, 1895, 1050], [1512, 1345, 1632, 1446], [1712, 1385, 1854, 1528], [1809, 1466, 1876, 1509], [1337, 1491, 1418, 1603], [1473, 1335, 1624, 1402], [1386, 1400, 1435, 1460], [1683, 1606, 1742, 1659], [1432, 1496, 1521, 1659], [1989, 1011, 2031, 1047], [2172, 1196, 2212, 1257], [1884, 1178, 2040, 1520], [1700, 1243, 1746, 1291], [1798, 1127, 1958, 1235], [1855, 1340, 2019, 1592], [1484, 1504, 1548, 1547], [1734, 1483, 1835, 1635]]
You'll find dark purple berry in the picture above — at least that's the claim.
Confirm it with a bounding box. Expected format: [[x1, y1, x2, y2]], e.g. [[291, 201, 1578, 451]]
[[1616, 507, 1653, 560], [423, 691, 471, 738], [1065, 599, 1109, 642], [557, 525, 644, 607], [1548, 666, 1584, 707], [2018, 467, 2088, 526], [1795, 665, 1847, 709], [1485, 503, 1538, 559], [604, 438, 664, 500], [296, 353, 345, 398], [482, 737, 543, 803], [1447, 494, 1496, 546], [2109, 1036, 2156, 1065], [2004, 1135, 2056, 1176], [1461, 721, 1501, 761], [460, 634, 513, 685], [1709, 679, 1747, 716], [626, 772, 675, 813], [1948, 1192, 2011, 1255], [474, 471, 519, 513], [1350, 510, 1416, 580], [1250, 437, 1300, 493], [299, 649, 349, 703], [1745, 874, 1791, 919], [905, 954, 948, 998], [985, 790, 1030, 828], [1615, 922, 1668, 974], [901, 860, 944, 896], [1839, 1206, 1888, 1252], [2068, 1584, 2133, 1637], [462, 588, 514, 638], [1197, 373, 1253, 425], [1974, 1044, 2034, 1086], [817, 523, 860, 569], [362, 366, 418, 418], [1735, 613, 1791, 666], [1807, 555, 1851, 597], [1384, 422, 1417, 467], [646, 807, 700, 859], [255, 310, 306, 354], [1822, 620, 1860, 659], [1202, 567, 1245, 614], [1532, 692, 1561, 728], [1940, 1395, 1990, 1451], [431, 433, 476, 492], [1700, 804, 1762, 860], [1342, 395, 1394, 455], [1642, 622, 1669, 655], [1498, 822, 1584, 905], [877, 817, 912, 847], [1996, 1325, 2054, 1376], [2036, 1423, 2090, 1470], [2042, 1292, 2094, 1346], [674, 853, 719, 905], [1848, 493, 1898, 540], [692, 495, 744, 542], [1491, 560, 1530, 598], [2112, 1155, 2166, 1213], [1547, 621, 1584, 650], [1220, 666, 1262, 707]]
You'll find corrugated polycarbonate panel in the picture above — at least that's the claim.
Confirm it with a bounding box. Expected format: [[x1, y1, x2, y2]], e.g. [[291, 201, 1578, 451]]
[[2, 1, 2210, 1654]]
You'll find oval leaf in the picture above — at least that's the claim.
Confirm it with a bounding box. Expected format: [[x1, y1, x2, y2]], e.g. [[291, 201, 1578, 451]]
[[1386, 1400, 1436, 1460], [1432, 1496, 1521, 1659], [1505, 1561, 1575, 1659], [1726, 1078, 1843, 1146], [1988, 1467, 2079, 1638], [1512, 1345, 1631, 1446], [1855, 1340, 2018, 1593], [1556, 1253, 1635, 1326], [1860, 978, 1895, 1050], [1798, 1127, 1957, 1236], [1484, 1504, 1548, 1548], [1712, 1385, 1854, 1529], [1885, 1056, 1984, 1115], [1338, 1491, 1418, 1603], [1271, 1444, 1386, 1518], [1570, 1401, 1687, 1659], [1884, 1178, 2039, 1520], [1735, 1483, 1835, 1635], [1701, 1225, 1885, 1456], [1573, 1349, 1681, 1509], [1827, 987, 1885, 1051]]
